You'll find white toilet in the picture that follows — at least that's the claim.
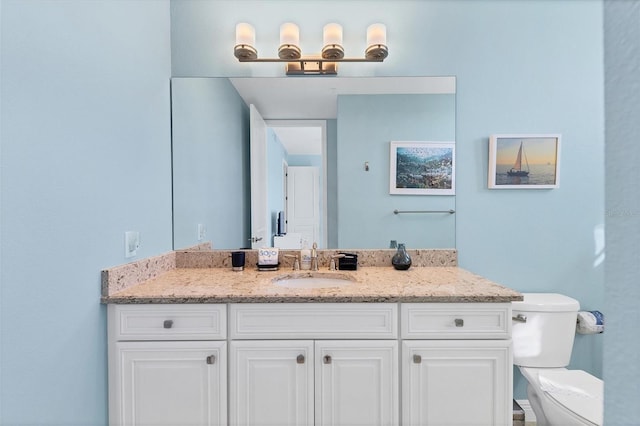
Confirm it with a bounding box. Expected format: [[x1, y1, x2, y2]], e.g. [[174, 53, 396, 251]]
[[512, 293, 603, 426]]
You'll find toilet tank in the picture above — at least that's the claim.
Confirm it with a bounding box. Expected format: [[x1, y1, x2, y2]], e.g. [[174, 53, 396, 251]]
[[512, 293, 580, 368]]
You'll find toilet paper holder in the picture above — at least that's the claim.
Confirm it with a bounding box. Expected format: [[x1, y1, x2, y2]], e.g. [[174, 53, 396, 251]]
[[576, 310, 604, 334]]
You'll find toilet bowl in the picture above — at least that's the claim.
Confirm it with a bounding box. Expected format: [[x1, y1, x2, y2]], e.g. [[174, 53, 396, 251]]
[[520, 366, 603, 426], [512, 293, 603, 426]]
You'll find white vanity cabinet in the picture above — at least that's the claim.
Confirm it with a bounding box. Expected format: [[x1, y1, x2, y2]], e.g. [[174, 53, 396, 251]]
[[401, 303, 513, 426], [107, 304, 227, 426], [229, 303, 399, 426], [107, 301, 513, 426]]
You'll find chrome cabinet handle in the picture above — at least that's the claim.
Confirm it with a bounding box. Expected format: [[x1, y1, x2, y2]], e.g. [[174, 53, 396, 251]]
[[513, 314, 527, 323], [206, 355, 216, 365], [163, 320, 173, 329], [323, 355, 332, 364], [454, 318, 464, 327], [297, 354, 305, 364], [413, 354, 422, 364]]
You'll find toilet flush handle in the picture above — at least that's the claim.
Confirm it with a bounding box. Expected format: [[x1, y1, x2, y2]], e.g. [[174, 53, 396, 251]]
[[512, 314, 527, 323]]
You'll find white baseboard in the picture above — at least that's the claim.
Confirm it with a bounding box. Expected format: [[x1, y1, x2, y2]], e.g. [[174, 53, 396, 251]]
[[516, 399, 537, 426]]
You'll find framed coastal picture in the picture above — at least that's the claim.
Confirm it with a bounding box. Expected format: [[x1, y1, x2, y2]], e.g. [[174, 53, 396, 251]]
[[389, 141, 455, 195], [488, 134, 561, 189]]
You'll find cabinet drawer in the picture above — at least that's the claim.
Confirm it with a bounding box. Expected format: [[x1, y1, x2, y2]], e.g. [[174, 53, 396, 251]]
[[401, 303, 511, 339], [109, 304, 226, 341], [230, 303, 397, 339]]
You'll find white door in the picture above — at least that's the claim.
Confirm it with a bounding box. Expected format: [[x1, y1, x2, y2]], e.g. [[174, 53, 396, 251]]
[[115, 341, 226, 426], [286, 166, 320, 246], [315, 340, 399, 426], [230, 340, 314, 426], [402, 340, 512, 426], [250, 104, 269, 248]]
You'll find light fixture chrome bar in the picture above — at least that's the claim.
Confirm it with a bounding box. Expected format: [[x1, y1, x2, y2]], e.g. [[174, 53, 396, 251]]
[[393, 209, 456, 215], [235, 56, 385, 76], [235, 57, 384, 63]]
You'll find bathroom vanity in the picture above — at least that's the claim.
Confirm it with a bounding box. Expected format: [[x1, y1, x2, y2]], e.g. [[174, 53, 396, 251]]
[[103, 249, 521, 426]]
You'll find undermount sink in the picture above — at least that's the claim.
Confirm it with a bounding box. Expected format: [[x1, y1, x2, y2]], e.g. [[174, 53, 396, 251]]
[[273, 273, 355, 289]]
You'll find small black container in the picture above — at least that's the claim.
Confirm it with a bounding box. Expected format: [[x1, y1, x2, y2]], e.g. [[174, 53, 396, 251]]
[[231, 251, 245, 271], [338, 252, 358, 270]]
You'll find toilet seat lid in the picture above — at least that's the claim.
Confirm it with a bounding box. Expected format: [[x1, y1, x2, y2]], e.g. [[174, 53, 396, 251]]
[[538, 369, 603, 425]]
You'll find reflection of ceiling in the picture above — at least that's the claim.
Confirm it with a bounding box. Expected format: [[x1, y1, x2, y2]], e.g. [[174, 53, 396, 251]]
[[231, 76, 455, 156], [271, 126, 322, 156], [229, 76, 455, 120]]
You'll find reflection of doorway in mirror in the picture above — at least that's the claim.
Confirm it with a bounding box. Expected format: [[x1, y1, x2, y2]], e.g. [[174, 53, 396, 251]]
[[282, 160, 288, 235], [268, 120, 327, 248], [287, 166, 320, 248]]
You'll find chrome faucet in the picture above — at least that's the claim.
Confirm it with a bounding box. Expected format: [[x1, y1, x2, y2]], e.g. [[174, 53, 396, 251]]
[[310, 242, 318, 271], [329, 253, 346, 271]]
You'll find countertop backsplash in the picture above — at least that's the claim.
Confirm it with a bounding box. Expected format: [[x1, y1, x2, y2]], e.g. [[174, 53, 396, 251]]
[[103, 247, 457, 297]]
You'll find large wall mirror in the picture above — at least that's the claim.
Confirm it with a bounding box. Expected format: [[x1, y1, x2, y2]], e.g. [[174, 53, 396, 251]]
[[171, 76, 456, 251]]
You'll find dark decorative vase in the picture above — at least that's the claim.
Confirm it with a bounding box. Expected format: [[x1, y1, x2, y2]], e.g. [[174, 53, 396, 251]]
[[392, 243, 412, 270]]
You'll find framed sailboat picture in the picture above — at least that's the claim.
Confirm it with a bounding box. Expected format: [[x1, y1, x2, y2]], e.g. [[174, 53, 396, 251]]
[[488, 134, 561, 189]]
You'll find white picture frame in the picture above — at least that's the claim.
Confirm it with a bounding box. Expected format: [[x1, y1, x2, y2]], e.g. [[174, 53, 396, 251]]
[[488, 134, 561, 189], [389, 141, 455, 195]]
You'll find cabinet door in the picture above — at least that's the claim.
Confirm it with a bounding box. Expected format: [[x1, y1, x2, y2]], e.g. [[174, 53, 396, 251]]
[[402, 340, 512, 426], [316, 340, 399, 426], [112, 341, 226, 426], [230, 340, 314, 426]]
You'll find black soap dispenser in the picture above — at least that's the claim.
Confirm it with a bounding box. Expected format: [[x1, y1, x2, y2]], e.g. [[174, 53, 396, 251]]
[[392, 243, 412, 270]]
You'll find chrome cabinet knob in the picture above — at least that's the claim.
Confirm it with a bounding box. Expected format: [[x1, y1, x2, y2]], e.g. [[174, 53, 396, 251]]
[[512, 314, 527, 323]]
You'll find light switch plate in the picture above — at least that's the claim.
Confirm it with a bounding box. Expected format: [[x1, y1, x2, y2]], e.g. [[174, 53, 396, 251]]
[[197, 224, 206, 241], [125, 231, 140, 258]]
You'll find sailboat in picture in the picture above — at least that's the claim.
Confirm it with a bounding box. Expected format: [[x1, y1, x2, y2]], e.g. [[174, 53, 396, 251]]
[[507, 141, 530, 177]]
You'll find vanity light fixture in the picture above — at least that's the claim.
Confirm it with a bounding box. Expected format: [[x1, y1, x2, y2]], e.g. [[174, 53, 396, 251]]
[[234, 22, 388, 76]]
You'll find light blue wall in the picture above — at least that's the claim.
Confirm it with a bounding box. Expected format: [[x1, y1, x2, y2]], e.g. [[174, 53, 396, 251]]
[[172, 78, 250, 249], [337, 94, 456, 248], [603, 1, 640, 424], [0, 0, 172, 424]]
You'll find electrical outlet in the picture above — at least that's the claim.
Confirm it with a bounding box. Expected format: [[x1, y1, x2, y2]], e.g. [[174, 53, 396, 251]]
[[197, 224, 206, 241], [125, 231, 140, 258]]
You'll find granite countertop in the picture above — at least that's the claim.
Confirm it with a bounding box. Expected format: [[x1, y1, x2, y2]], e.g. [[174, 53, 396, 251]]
[[102, 264, 522, 304]]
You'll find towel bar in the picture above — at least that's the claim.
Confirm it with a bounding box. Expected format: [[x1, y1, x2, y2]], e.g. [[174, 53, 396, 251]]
[[393, 209, 455, 215]]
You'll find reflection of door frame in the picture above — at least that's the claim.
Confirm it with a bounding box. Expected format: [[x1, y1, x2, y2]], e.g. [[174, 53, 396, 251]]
[[266, 120, 327, 248], [282, 159, 288, 235]]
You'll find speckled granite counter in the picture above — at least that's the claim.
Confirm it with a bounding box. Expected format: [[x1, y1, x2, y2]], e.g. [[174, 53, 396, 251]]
[[101, 249, 521, 304]]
